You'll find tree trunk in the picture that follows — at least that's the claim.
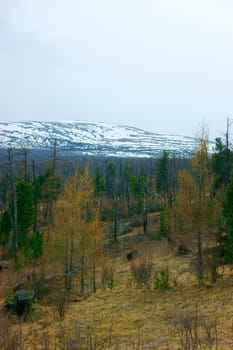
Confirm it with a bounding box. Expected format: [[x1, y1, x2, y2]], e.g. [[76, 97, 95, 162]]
[[143, 193, 148, 235], [113, 197, 118, 242], [66, 237, 74, 290], [31, 160, 38, 233], [197, 230, 204, 284], [80, 254, 85, 293], [92, 257, 96, 293], [126, 185, 130, 216], [8, 149, 18, 263]]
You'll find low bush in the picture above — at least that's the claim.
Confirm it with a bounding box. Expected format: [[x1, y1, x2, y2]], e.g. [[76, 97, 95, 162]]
[[131, 259, 153, 288], [0, 312, 24, 349], [171, 310, 218, 350], [55, 292, 68, 321], [154, 268, 169, 290], [101, 265, 116, 289]]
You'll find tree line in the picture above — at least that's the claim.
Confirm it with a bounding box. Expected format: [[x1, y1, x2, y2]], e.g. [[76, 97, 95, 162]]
[[1, 129, 233, 289]]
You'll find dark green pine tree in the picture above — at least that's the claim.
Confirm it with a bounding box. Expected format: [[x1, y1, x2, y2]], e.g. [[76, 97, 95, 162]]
[[212, 137, 232, 190], [223, 169, 233, 263], [16, 180, 34, 245], [156, 150, 169, 203], [124, 165, 134, 214], [0, 210, 12, 257], [128, 168, 148, 234], [105, 163, 119, 242], [93, 167, 105, 198], [105, 163, 117, 200], [129, 168, 147, 211]]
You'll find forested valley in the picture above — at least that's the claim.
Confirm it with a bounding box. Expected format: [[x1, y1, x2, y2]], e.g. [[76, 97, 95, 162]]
[[1, 132, 233, 349]]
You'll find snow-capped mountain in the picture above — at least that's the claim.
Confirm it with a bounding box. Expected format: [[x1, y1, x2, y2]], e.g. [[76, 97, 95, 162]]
[[0, 120, 199, 158]]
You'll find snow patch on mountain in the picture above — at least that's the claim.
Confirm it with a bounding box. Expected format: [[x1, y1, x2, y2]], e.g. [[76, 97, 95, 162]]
[[0, 120, 200, 158]]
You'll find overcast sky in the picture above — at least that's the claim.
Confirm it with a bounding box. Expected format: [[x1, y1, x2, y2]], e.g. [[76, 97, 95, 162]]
[[0, 1, 233, 139]]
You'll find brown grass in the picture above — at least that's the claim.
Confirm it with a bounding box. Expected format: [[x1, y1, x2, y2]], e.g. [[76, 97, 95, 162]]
[[1, 237, 233, 349]]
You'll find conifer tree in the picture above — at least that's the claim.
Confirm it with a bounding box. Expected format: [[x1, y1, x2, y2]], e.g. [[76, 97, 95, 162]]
[[0, 210, 11, 258], [105, 163, 120, 242], [212, 137, 232, 190], [156, 150, 169, 203], [16, 180, 34, 245], [222, 169, 233, 263], [128, 168, 148, 234]]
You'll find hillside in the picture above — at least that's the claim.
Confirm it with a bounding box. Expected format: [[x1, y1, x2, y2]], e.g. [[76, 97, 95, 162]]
[[0, 120, 199, 158], [0, 122, 228, 349], [1, 231, 233, 349]]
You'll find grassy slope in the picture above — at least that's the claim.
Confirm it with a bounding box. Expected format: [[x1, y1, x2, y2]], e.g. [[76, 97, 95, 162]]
[[2, 237, 233, 349]]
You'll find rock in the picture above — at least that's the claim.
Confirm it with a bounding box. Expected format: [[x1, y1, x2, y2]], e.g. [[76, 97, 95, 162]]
[[126, 250, 137, 261], [175, 243, 190, 256], [0, 263, 9, 271]]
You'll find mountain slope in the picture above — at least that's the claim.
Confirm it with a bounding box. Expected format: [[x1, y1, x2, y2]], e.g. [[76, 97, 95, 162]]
[[0, 120, 198, 158]]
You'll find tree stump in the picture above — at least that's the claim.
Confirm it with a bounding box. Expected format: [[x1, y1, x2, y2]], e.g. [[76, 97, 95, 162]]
[[175, 243, 190, 256], [5, 290, 35, 317]]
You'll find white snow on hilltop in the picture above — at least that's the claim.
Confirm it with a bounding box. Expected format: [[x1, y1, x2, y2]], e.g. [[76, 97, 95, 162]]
[[0, 120, 201, 158]]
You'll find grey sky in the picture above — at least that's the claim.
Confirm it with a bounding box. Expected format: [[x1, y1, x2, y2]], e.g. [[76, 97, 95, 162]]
[[0, 0, 233, 139]]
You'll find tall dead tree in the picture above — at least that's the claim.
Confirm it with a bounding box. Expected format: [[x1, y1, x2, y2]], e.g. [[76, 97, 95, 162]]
[[7, 148, 18, 262]]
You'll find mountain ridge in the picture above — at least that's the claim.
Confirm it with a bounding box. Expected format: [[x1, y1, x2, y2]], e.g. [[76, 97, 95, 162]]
[[0, 120, 200, 158]]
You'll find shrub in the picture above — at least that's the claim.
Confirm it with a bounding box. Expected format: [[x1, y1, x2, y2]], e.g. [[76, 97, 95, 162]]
[[154, 269, 169, 290], [14, 253, 25, 271], [101, 265, 116, 289], [24, 230, 43, 264], [157, 206, 170, 239], [4, 287, 14, 304], [57, 320, 98, 349], [171, 310, 218, 350], [34, 278, 48, 299], [107, 278, 115, 290], [0, 313, 24, 349], [55, 292, 68, 321], [131, 259, 153, 288]]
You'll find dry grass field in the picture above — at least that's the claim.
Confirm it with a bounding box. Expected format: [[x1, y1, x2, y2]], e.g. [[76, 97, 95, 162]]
[[1, 233, 233, 349]]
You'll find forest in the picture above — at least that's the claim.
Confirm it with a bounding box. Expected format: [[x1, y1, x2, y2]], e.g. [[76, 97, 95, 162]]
[[0, 129, 233, 349]]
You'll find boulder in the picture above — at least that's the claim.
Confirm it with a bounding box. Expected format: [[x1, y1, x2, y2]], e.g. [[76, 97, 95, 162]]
[[126, 250, 137, 261], [175, 243, 190, 256]]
